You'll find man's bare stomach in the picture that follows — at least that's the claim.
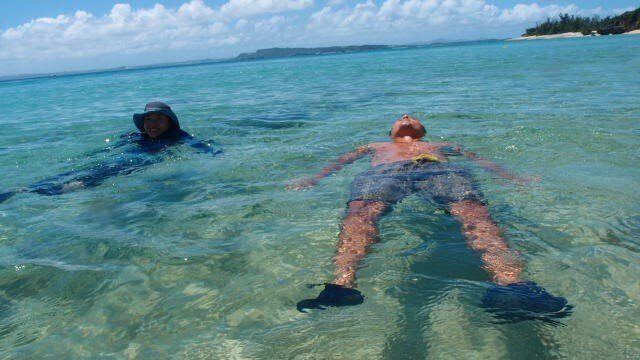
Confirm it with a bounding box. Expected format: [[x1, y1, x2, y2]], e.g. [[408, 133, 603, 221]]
[[369, 142, 448, 167]]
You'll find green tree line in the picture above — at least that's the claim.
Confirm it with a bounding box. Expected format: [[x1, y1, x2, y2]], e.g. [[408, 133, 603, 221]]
[[524, 7, 640, 36]]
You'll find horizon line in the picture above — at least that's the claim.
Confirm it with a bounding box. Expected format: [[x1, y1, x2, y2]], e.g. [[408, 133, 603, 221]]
[[0, 38, 504, 83]]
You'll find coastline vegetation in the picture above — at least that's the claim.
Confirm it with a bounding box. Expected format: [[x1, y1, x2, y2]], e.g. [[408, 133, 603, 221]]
[[234, 45, 391, 61], [524, 7, 640, 36]]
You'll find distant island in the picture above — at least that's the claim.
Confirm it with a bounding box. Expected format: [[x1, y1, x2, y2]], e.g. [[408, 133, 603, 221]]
[[234, 45, 392, 61], [232, 40, 501, 62], [517, 7, 639, 39], [1, 40, 500, 82], [0, 45, 399, 82]]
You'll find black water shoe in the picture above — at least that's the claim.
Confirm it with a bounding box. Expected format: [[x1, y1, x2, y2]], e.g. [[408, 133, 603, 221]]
[[297, 283, 364, 312]]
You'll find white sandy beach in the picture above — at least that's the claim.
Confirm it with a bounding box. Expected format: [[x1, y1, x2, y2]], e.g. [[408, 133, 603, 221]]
[[509, 29, 640, 41], [508, 32, 585, 41]]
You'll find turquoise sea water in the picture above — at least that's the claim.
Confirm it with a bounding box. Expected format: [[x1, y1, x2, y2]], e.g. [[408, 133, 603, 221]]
[[0, 36, 639, 358]]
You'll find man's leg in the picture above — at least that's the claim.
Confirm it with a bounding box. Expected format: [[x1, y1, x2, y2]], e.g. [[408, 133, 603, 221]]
[[449, 199, 522, 285], [332, 200, 390, 288], [296, 199, 388, 311], [448, 199, 574, 322]]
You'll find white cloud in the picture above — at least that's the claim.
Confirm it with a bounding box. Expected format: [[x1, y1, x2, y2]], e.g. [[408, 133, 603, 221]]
[[0, 1, 625, 75], [498, 3, 579, 23], [306, 0, 624, 46], [220, 0, 314, 19], [0, 0, 313, 62], [307, 0, 593, 35]]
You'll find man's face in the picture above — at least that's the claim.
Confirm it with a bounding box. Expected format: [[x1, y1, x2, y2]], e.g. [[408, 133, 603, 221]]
[[143, 113, 172, 138], [390, 114, 425, 139]]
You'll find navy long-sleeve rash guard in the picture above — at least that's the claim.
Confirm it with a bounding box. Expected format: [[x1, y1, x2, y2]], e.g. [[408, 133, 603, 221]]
[[0, 129, 221, 202]]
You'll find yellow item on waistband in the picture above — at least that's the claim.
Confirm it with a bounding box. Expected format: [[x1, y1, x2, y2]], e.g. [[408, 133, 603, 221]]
[[412, 153, 441, 163]]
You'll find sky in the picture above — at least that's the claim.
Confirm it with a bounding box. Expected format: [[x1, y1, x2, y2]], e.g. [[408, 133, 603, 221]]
[[0, 1, 637, 76]]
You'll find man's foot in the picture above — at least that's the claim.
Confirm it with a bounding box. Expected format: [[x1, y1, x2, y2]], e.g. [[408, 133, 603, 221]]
[[296, 283, 364, 312], [481, 281, 573, 325]]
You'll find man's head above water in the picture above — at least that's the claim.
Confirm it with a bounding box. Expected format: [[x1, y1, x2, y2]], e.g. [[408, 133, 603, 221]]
[[390, 114, 426, 142]]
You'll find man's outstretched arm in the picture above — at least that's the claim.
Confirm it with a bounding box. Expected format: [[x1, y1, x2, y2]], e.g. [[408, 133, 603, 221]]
[[288, 145, 373, 190], [444, 144, 535, 184]]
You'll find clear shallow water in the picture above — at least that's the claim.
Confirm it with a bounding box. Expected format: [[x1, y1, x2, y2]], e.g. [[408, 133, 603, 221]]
[[0, 36, 639, 358]]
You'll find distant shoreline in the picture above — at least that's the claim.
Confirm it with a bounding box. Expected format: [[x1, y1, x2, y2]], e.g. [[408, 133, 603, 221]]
[[0, 39, 499, 83], [517, 7, 639, 40], [509, 30, 640, 41], [508, 32, 584, 41]]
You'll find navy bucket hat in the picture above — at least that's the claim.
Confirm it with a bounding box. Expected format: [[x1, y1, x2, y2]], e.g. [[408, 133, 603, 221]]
[[133, 101, 180, 132]]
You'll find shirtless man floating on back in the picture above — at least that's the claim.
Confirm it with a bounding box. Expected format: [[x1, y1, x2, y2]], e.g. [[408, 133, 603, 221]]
[[290, 114, 572, 324]]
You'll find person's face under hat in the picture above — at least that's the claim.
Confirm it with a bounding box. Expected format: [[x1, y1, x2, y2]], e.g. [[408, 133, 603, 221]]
[[143, 113, 172, 138]]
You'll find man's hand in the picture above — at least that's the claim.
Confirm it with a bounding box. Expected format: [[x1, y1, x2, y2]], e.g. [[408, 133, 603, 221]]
[[454, 144, 541, 186], [510, 175, 542, 186], [62, 180, 85, 192], [286, 178, 318, 190], [287, 145, 372, 191]]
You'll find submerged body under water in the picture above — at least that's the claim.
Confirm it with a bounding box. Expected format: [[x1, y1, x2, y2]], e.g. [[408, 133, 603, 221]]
[[0, 36, 639, 358], [0, 130, 220, 202]]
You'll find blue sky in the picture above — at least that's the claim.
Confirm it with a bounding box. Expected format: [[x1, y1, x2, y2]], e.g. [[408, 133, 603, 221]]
[[1, 1, 637, 28], [0, 1, 636, 76]]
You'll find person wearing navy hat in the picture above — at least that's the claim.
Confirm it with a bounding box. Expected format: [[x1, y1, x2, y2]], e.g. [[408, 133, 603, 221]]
[[133, 101, 184, 140], [125, 101, 220, 154], [0, 101, 220, 202]]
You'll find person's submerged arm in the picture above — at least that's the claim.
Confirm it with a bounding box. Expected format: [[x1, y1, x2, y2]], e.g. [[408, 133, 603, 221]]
[[188, 139, 223, 155], [444, 143, 535, 184], [288, 145, 373, 190], [82, 133, 136, 157]]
